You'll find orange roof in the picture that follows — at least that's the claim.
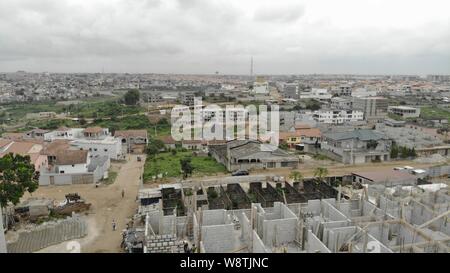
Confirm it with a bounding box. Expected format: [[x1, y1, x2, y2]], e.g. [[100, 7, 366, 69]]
[[0, 141, 41, 155], [83, 127, 103, 134], [0, 139, 13, 149], [279, 131, 302, 140], [294, 123, 312, 130], [297, 128, 322, 138], [158, 135, 176, 144]]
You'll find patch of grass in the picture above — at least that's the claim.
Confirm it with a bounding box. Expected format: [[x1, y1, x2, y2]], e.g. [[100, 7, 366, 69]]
[[420, 106, 450, 122], [102, 171, 118, 185], [143, 151, 227, 181]]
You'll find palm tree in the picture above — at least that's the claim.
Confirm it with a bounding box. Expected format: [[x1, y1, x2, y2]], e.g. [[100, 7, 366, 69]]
[[314, 167, 329, 184], [289, 171, 303, 183]]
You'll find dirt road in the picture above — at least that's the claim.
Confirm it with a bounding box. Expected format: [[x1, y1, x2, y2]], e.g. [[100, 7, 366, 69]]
[[181, 159, 447, 186], [28, 155, 145, 253]]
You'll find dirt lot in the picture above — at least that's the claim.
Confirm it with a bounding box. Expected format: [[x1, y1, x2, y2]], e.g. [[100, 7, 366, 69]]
[[26, 155, 145, 253]]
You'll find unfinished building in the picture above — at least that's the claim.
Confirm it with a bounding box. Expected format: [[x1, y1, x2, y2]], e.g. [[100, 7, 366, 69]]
[[128, 177, 449, 253]]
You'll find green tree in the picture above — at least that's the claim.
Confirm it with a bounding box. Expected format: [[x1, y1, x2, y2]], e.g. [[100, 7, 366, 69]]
[[314, 167, 328, 183], [180, 157, 194, 179], [289, 171, 303, 182], [79, 118, 87, 126], [146, 138, 165, 157], [0, 154, 39, 207], [390, 144, 399, 159], [124, 89, 140, 105]]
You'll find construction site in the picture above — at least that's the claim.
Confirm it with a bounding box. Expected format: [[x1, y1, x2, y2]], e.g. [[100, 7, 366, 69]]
[[122, 175, 450, 253]]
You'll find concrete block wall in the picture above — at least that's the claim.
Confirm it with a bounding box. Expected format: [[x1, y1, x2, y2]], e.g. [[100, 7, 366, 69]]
[[263, 218, 297, 247], [159, 214, 177, 235], [322, 221, 350, 247], [193, 214, 199, 246], [324, 201, 348, 221], [252, 230, 269, 253], [307, 230, 331, 253], [0, 209, 6, 253], [325, 226, 357, 252], [202, 209, 228, 226], [201, 223, 234, 253], [239, 212, 251, 244]]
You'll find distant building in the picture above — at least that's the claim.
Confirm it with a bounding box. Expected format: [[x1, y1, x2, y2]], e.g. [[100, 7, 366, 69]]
[[352, 170, 417, 186], [387, 106, 421, 118], [114, 130, 148, 154], [313, 109, 364, 124], [330, 97, 353, 110], [209, 140, 298, 171], [300, 88, 332, 101], [252, 81, 269, 95], [281, 83, 299, 99], [321, 129, 392, 164], [332, 85, 352, 97], [352, 96, 388, 122]]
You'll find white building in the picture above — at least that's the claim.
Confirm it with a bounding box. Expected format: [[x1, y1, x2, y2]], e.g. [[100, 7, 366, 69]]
[[252, 81, 269, 94], [71, 137, 123, 160], [300, 88, 332, 101], [0, 208, 6, 253], [313, 109, 364, 124], [54, 150, 90, 174], [387, 106, 421, 118], [44, 127, 84, 141]]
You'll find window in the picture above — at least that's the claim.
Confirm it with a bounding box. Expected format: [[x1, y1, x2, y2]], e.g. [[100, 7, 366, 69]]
[[94, 148, 97, 151], [60, 170, 65, 174], [72, 164, 75, 167], [104, 149, 108, 152]]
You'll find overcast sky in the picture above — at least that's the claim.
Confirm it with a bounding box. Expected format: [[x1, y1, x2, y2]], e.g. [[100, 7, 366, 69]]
[[0, 0, 449, 74]]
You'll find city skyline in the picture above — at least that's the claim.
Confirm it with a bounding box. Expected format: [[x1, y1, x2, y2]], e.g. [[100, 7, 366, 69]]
[[0, 0, 449, 75]]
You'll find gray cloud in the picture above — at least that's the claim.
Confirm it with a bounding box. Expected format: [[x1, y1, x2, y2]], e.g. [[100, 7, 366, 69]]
[[0, 0, 448, 74]]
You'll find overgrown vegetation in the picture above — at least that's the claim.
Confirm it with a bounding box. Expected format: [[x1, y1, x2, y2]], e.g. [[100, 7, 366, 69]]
[[143, 151, 227, 181], [390, 143, 417, 159]]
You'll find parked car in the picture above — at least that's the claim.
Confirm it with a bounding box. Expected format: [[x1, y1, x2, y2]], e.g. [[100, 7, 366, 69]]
[[232, 170, 249, 176]]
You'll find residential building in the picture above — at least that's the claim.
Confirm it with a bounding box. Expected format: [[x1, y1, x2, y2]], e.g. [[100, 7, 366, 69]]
[[44, 127, 84, 141], [0, 140, 48, 171], [209, 140, 299, 171], [252, 81, 269, 94], [281, 83, 299, 99], [352, 170, 417, 186], [321, 129, 392, 164], [313, 109, 364, 124], [300, 88, 332, 101], [114, 130, 148, 154], [387, 106, 421, 118], [352, 96, 388, 122], [330, 97, 353, 110], [332, 85, 352, 97], [71, 127, 123, 160]]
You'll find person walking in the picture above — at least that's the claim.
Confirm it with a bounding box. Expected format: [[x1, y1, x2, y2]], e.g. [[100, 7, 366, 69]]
[[121, 189, 125, 198], [112, 219, 116, 231]]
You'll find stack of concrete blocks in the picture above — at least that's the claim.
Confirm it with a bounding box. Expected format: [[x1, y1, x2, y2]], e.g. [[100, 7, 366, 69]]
[[255, 202, 298, 249], [0, 208, 6, 253], [200, 209, 235, 253], [145, 234, 184, 253], [6, 216, 87, 253]]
